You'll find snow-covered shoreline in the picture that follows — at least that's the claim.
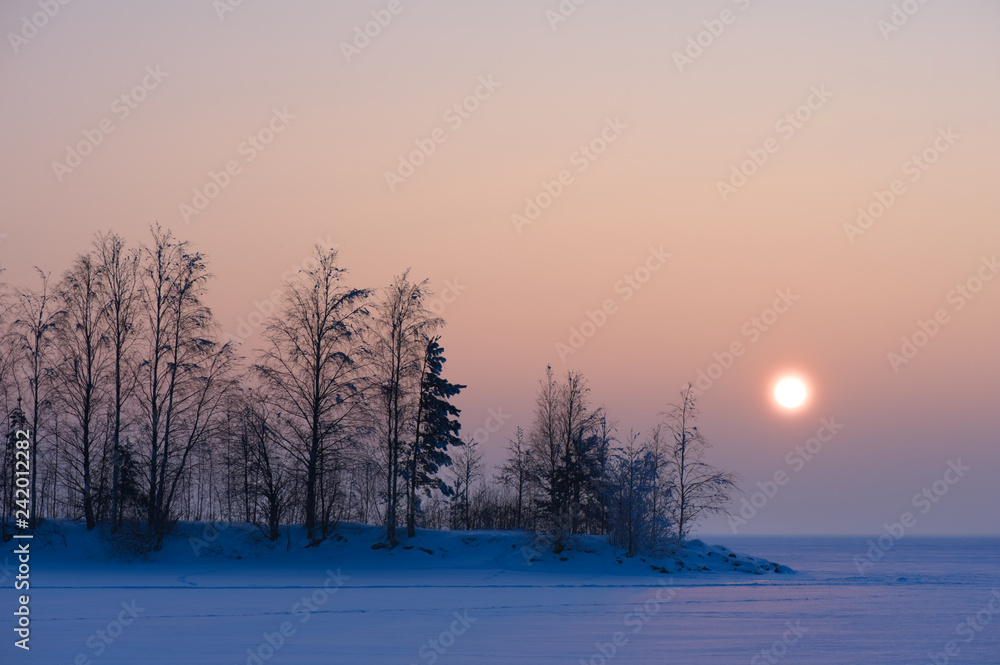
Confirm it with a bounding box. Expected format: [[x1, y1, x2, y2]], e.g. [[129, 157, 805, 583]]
[[22, 519, 793, 577]]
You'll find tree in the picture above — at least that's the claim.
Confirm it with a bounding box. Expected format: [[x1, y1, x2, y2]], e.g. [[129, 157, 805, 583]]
[[450, 438, 483, 530], [662, 385, 739, 541], [528, 366, 560, 535], [497, 427, 531, 530], [369, 271, 438, 544], [137, 226, 235, 540], [256, 245, 369, 541], [643, 424, 672, 548], [344, 437, 384, 526], [605, 428, 674, 556], [233, 390, 290, 541], [0, 277, 21, 541], [1, 406, 28, 542], [94, 232, 141, 533], [578, 412, 613, 535], [11, 269, 62, 523], [606, 429, 653, 557], [55, 252, 109, 529], [529, 367, 605, 550], [404, 336, 464, 537]]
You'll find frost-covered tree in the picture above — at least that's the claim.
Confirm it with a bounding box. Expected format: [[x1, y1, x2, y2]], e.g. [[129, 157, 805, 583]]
[[605, 428, 673, 556], [606, 430, 653, 556], [662, 385, 739, 541], [528, 367, 606, 550]]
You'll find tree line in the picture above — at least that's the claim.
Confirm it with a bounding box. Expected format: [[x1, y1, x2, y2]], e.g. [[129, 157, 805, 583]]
[[0, 227, 738, 554]]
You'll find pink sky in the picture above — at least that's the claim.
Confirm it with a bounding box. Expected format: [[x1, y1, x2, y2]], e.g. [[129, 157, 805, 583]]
[[1, 0, 998, 534]]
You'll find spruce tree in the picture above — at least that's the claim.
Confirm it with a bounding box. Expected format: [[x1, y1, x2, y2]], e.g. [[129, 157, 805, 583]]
[[405, 336, 464, 537]]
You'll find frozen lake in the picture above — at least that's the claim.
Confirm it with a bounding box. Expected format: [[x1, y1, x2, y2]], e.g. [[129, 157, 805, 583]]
[[4, 534, 999, 664]]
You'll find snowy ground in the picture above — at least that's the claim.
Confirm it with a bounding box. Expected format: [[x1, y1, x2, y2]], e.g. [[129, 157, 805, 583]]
[[2, 523, 999, 664]]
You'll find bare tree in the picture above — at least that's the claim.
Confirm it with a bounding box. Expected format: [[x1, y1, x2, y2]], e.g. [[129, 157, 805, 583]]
[[450, 438, 483, 530], [528, 366, 560, 534], [11, 269, 63, 523], [368, 271, 438, 544], [497, 426, 531, 530], [256, 245, 369, 541], [0, 276, 25, 540], [94, 231, 141, 532], [55, 252, 108, 529], [138, 226, 235, 540], [345, 437, 384, 525], [662, 384, 739, 541], [231, 390, 290, 540]]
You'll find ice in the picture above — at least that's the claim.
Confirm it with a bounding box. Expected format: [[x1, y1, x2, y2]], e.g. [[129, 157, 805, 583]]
[[2, 523, 998, 664]]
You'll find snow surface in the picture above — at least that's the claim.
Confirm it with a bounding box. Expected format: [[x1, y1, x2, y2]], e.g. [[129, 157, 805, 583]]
[[2, 522, 999, 664]]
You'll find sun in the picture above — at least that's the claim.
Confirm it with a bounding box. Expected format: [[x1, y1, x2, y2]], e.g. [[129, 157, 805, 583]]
[[774, 377, 808, 409]]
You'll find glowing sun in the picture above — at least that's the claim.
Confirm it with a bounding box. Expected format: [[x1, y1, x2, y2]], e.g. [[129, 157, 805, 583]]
[[774, 377, 808, 409]]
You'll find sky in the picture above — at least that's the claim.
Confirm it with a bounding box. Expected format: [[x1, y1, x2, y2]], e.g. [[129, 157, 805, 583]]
[[1, 0, 997, 535]]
